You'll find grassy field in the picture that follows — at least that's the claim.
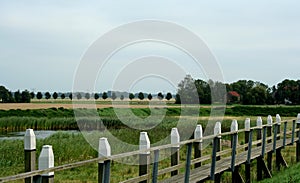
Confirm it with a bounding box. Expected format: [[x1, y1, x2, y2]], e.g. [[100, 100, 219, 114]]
[[0, 104, 300, 182]]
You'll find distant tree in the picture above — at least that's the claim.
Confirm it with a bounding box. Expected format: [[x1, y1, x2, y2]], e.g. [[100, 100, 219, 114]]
[[85, 93, 90, 100], [52, 92, 58, 100], [165, 92, 173, 100], [111, 92, 117, 100], [0, 86, 11, 103], [30, 92, 35, 99], [21, 90, 31, 103], [129, 93, 135, 100], [102, 92, 108, 100], [138, 92, 144, 100], [176, 75, 199, 104], [175, 94, 181, 104], [157, 92, 164, 100], [76, 93, 82, 100], [45, 92, 51, 100], [61, 93, 66, 99], [69, 93, 73, 100], [14, 90, 21, 102], [120, 95, 124, 100], [147, 93, 152, 100], [94, 93, 100, 100], [36, 92, 43, 100]]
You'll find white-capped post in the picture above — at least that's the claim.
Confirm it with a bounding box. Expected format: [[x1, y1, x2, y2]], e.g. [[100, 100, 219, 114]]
[[267, 115, 273, 126], [214, 122, 222, 137], [38, 145, 54, 182], [98, 138, 111, 183], [24, 129, 36, 183], [231, 120, 238, 132], [171, 128, 180, 176], [276, 114, 281, 125], [257, 117, 263, 128], [245, 118, 251, 131], [194, 125, 203, 168], [297, 113, 300, 124], [139, 132, 150, 183]]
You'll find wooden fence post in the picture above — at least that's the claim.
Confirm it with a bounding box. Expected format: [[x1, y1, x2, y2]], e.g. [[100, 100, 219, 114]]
[[194, 125, 203, 168], [211, 122, 221, 183], [275, 114, 282, 170], [171, 128, 180, 176], [267, 115, 273, 173], [244, 118, 251, 183], [296, 114, 300, 162], [256, 117, 263, 181], [24, 129, 36, 183], [231, 120, 242, 183], [139, 132, 150, 183], [38, 145, 54, 183], [98, 138, 111, 183]]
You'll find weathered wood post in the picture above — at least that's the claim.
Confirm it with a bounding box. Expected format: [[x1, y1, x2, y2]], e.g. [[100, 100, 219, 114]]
[[211, 122, 221, 182], [98, 137, 111, 183], [266, 115, 273, 172], [194, 125, 203, 168], [231, 120, 241, 183], [244, 118, 251, 183], [171, 128, 180, 176], [275, 114, 281, 170], [24, 129, 36, 183], [139, 132, 150, 183], [296, 114, 300, 162], [256, 117, 263, 181], [38, 145, 54, 183]]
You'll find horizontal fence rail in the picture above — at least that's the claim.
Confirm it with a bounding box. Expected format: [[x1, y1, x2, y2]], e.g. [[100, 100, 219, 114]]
[[1, 113, 300, 183]]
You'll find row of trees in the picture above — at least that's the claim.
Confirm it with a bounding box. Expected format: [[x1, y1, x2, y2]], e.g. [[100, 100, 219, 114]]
[[0, 86, 174, 103], [175, 75, 300, 105]]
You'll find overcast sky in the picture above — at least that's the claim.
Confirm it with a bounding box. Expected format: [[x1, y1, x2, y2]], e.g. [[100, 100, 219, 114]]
[[1, 1, 299, 93]]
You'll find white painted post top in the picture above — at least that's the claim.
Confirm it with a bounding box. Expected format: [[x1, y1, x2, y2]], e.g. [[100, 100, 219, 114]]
[[24, 129, 36, 151], [214, 122, 221, 136], [38, 145, 54, 176], [231, 120, 238, 132], [267, 115, 273, 126], [276, 114, 281, 124], [245, 118, 251, 131], [297, 113, 300, 124], [98, 138, 111, 160], [171, 128, 180, 147], [194, 125, 203, 142], [139, 132, 150, 154], [256, 117, 263, 128]]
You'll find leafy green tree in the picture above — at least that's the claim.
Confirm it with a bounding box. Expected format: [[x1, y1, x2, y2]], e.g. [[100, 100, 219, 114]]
[[138, 92, 144, 100], [69, 93, 73, 100], [165, 92, 173, 100], [157, 92, 164, 100], [102, 92, 108, 100], [53, 92, 58, 100], [61, 93, 66, 100], [45, 92, 51, 100], [76, 93, 82, 100], [176, 75, 198, 104], [147, 93, 152, 100], [120, 95, 124, 100], [85, 93, 90, 100], [14, 90, 21, 102], [21, 90, 31, 103], [36, 92, 43, 100], [0, 86, 11, 103], [94, 93, 100, 100], [129, 93, 135, 100], [111, 92, 117, 100], [30, 92, 35, 99]]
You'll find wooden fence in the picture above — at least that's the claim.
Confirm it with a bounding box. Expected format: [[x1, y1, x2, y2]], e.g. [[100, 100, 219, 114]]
[[1, 113, 300, 183]]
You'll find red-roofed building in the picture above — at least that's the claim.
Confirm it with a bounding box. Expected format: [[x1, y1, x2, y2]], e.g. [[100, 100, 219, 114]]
[[227, 91, 240, 103]]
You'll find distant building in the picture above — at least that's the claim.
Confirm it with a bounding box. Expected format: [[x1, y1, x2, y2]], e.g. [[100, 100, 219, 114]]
[[227, 91, 240, 103]]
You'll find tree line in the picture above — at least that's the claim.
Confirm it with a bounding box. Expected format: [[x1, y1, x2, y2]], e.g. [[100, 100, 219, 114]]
[[176, 75, 300, 105], [1, 76, 299, 105]]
